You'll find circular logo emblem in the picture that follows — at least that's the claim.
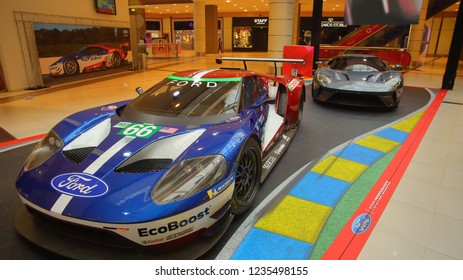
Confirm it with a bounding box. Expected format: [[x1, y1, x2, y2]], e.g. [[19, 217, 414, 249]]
[[51, 173, 109, 198], [352, 213, 372, 234]]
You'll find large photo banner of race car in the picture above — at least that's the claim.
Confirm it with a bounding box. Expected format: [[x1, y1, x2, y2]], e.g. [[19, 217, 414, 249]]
[[34, 23, 131, 86]]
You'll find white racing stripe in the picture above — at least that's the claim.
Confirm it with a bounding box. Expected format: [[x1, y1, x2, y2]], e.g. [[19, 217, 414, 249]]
[[50, 136, 135, 214], [50, 194, 73, 213], [83, 136, 135, 174], [192, 69, 217, 79]]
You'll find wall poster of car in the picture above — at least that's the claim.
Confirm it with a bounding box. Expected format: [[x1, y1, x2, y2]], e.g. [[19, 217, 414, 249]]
[[33, 23, 131, 86]]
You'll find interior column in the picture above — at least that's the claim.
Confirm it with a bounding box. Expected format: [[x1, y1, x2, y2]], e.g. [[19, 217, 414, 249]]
[[205, 5, 218, 54], [268, 0, 295, 73], [193, 0, 206, 56]]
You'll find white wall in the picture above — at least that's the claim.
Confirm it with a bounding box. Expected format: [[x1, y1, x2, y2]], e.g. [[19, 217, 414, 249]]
[[0, 0, 129, 92]]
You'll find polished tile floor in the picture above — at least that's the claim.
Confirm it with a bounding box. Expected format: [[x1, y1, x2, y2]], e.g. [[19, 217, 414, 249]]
[[0, 52, 462, 259]]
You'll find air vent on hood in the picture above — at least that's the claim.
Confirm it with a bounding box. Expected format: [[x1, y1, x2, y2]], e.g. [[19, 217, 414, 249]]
[[115, 158, 173, 173], [63, 147, 96, 164]]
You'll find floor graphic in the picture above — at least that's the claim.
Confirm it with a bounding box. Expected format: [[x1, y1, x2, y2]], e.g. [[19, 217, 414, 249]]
[[230, 89, 444, 260]]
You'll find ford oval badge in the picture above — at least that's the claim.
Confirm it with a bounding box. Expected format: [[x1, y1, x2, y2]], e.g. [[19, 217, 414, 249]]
[[51, 173, 109, 198], [352, 213, 372, 234]]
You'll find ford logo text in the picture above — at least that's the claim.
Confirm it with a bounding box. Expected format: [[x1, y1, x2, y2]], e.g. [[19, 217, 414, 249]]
[[51, 173, 109, 198]]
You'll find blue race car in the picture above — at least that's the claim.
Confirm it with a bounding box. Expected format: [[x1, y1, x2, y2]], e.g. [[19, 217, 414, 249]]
[[15, 57, 305, 259]]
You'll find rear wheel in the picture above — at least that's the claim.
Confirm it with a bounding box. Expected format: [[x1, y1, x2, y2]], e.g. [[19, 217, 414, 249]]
[[232, 138, 261, 215], [112, 52, 122, 67]]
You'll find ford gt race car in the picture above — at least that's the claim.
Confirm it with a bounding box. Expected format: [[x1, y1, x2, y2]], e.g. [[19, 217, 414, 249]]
[[49, 44, 128, 77], [15, 57, 305, 259], [312, 54, 403, 109]]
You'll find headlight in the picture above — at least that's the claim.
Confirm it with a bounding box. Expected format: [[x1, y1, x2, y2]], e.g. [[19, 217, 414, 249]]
[[317, 73, 332, 86], [151, 155, 226, 204], [385, 76, 401, 88], [23, 130, 63, 171]]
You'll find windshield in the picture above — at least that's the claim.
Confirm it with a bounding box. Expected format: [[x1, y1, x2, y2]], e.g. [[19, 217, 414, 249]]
[[120, 76, 242, 125], [329, 56, 387, 72]]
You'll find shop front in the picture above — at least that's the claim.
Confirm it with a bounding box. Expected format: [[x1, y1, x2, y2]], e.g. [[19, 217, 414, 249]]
[[145, 20, 162, 43], [232, 17, 269, 52], [299, 17, 357, 45], [173, 20, 195, 50]]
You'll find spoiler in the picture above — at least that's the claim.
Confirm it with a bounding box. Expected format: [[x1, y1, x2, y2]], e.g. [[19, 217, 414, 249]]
[[216, 57, 305, 76]]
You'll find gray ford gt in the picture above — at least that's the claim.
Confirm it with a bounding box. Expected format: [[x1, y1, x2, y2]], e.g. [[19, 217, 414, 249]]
[[312, 54, 403, 109]]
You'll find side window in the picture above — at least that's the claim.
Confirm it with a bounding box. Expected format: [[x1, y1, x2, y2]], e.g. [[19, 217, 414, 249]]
[[242, 77, 260, 107]]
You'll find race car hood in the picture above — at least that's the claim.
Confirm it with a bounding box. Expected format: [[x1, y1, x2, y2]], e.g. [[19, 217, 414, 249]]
[[16, 102, 248, 223], [316, 69, 403, 92]]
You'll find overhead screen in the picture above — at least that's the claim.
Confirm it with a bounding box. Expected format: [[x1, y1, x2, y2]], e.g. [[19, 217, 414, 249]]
[[344, 0, 423, 25]]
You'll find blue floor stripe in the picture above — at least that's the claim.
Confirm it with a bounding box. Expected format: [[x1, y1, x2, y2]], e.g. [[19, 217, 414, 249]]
[[289, 172, 351, 207], [334, 144, 385, 165], [374, 127, 409, 143], [231, 228, 313, 260]]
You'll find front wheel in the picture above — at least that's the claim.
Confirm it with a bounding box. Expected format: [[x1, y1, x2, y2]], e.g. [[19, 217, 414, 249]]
[[63, 58, 78, 75], [232, 138, 261, 215]]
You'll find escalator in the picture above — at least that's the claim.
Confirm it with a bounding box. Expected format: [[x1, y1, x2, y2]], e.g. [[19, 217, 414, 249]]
[[319, 24, 411, 65], [320, 0, 459, 66]]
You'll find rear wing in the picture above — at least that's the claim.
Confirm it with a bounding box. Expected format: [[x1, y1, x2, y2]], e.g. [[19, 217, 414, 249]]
[[216, 57, 305, 76]]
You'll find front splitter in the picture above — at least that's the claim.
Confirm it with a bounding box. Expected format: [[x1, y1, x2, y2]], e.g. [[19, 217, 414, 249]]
[[15, 206, 234, 260]]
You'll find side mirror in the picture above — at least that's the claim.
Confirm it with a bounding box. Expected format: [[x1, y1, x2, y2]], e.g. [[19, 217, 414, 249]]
[[391, 64, 403, 71], [135, 87, 144, 95]]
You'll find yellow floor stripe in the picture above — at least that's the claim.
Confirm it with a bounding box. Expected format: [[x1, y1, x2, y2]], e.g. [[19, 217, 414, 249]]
[[255, 196, 332, 244], [311, 155, 369, 183], [391, 111, 425, 133], [356, 135, 401, 153]]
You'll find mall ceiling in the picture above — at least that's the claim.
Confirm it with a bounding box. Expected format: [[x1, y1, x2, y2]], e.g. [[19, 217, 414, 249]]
[[128, 0, 460, 16]]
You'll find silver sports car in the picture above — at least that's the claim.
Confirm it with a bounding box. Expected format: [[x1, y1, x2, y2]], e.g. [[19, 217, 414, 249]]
[[312, 54, 403, 109]]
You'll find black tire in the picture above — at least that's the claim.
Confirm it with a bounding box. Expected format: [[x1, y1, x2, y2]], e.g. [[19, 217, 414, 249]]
[[232, 138, 261, 215], [112, 52, 122, 68], [297, 96, 304, 125], [63, 58, 78, 75]]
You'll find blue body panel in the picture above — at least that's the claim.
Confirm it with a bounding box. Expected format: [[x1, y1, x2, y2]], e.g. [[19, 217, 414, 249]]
[[16, 101, 269, 223]]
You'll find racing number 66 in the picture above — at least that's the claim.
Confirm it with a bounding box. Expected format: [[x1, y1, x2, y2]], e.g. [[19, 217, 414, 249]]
[[120, 124, 161, 138]]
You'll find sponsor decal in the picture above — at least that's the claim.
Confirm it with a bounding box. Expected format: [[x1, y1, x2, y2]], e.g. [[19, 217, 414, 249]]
[[142, 237, 165, 245], [288, 78, 300, 91], [282, 134, 290, 142], [351, 213, 372, 234], [137, 207, 210, 237], [166, 227, 194, 241], [263, 156, 276, 170], [117, 123, 163, 139], [274, 143, 286, 155], [166, 79, 219, 88], [207, 177, 233, 199], [51, 173, 109, 198]]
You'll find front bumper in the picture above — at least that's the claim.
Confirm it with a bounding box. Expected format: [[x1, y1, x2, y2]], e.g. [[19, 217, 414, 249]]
[[16, 205, 232, 259], [313, 83, 400, 108], [15, 183, 235, 259]]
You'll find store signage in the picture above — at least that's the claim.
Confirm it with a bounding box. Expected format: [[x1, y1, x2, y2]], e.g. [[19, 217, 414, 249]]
[[321, 18, 347, 28], [254, 18, 268, 25]]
